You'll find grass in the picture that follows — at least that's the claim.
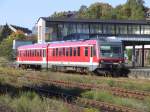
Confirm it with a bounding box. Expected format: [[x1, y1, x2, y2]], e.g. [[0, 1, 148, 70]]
[[1, 67, 150, 92], [81, 90, 150, 112], [0, 66, 150, 111], [0, 92, 70, 112], [0, 91, 100, 112], [31, 70, 150, 92]]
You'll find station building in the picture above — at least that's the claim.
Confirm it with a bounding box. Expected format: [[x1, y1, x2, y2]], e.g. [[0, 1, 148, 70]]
[[37, 17, 150, 67]]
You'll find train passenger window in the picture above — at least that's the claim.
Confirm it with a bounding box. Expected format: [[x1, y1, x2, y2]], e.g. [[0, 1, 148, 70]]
[[63, 48, 65, 56], [39, 50, 41, 57], [77, 47, 80, 56], [27, 50, 29, 57], [84, 47, 88, 56], [59, 48, 62, 56], [66, 48, 69, 56], [56, 48, 58, 56], [53, 49, 55, 56], [26, 51, 27, 57], [70, 47, 72, 56], [34, 50, 36, 57], [37, 50, 39, 57], [31, 50, 33, 57], [29, 50, 31, 57], [73, 48, 76, 56]]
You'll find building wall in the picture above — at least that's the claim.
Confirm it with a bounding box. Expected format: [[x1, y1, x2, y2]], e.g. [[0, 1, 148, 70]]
[[37, 18, 46, 43]]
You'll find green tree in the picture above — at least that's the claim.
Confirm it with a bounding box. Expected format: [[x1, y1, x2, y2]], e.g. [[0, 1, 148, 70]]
[[0, 31, 26, 60], [114, 0, 145, 20], [0, 37, 14, 60], [84, 2, 113, 19]]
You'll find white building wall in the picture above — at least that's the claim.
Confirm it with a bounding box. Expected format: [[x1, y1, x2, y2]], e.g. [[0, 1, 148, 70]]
[[37, 18, 46, 43]]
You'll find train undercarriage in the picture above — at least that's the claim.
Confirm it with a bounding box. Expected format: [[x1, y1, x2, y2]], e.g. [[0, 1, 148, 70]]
[[18, 62, 128, 77]]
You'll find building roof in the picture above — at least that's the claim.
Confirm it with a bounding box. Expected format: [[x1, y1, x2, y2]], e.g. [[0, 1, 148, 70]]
[[10, 25, 32, 34], [41, 17, 150, 25]]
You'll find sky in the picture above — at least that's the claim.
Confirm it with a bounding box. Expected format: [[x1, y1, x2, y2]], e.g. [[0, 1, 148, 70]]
[[0, 0, 150, 30]]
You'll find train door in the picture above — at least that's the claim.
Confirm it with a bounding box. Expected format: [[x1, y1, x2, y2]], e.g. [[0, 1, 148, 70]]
[[42, 49, 46, 63], [90, 46, 93, 70]]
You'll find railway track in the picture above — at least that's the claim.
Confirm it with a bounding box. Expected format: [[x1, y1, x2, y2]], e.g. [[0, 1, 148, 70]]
[[0, 83, 139, 112], [24, 76, 150, 100], [24, 86, 139, 112], [0, 74, 148, 112]]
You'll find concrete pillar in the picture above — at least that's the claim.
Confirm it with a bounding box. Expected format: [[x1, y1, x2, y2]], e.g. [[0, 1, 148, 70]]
[[142, 45, 144, 67], [132, 45, 136, 68]]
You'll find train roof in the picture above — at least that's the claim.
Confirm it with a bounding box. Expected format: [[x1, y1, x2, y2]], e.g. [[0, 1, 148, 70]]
[[18, 43, 47, 50], [18, 39, 97, 50], [18, 38, 121, 50]]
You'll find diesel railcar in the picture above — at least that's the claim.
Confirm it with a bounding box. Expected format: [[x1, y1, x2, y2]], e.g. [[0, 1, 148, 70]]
[[16, 39, 125, 73]]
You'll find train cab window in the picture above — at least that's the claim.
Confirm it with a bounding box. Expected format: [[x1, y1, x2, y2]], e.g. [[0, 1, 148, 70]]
[[53, 49, 55, 56], [84, 47, 88, 56], [70, 47, 72, 56], [77, 47, 80, 56], [63, 48, 65, 56], [73, 48, 77, 56]]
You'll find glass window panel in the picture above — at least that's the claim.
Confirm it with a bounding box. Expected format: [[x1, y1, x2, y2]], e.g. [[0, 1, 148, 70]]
[[103, 24, 115, 34], [116, 25, 128, 34], [90, 24, 102, 34], [141, 25, 150, 34], [128, 25, 140, 34]]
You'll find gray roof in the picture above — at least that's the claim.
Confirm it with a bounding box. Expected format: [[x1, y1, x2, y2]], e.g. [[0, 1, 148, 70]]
[[41, 17, 150, 25]]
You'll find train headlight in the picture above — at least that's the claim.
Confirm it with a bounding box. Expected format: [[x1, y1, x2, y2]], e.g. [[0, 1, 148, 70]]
[[100, 60, 104, 63], [119, 61, 122, 63]]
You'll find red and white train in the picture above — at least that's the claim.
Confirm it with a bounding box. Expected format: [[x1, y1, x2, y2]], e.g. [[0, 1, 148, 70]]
[[16, 39, 125, 72]]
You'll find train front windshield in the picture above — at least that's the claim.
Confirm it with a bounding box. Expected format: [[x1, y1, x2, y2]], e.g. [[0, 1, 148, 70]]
[[100, 45, 122, 58]]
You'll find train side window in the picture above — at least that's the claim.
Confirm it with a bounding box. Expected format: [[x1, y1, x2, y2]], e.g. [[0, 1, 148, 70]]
[[66, 48, 69, 56], [73, 48, 76, 56], [37, 50, 39, 57], [34, 50, 36, 57], [28, 50, 29, 57], [84, 47, 88, 56], [59, 48, 62, 56], [26, 50, 27, 57], [53, 48, 55, 56], [39, 50, 41, 57], [56, 48, 58, 56], [77, 47, 80, 56], [70, 47, 72, 56], [63, 48, 65, 56], [31, 50, 33, 57]]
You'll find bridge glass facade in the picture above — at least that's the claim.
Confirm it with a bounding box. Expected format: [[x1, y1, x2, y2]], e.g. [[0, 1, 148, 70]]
[[43, 18, 150, 41]]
